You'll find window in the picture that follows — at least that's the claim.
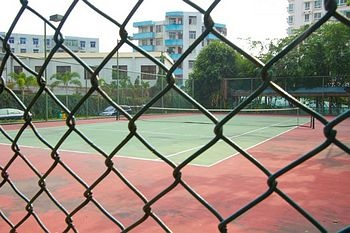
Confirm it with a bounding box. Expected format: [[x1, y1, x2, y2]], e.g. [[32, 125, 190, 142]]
[[305, 14, 310, 22], [80, 41, 86, 48], [141, 65, 156, 80], [189, 31, 196, 39], [215, 26, 227, 36], [85, 66, 97, 80], [56, 66, 71, 74], [169, 17, 177, 24], [33, 49, 39, 53], [14, 66, 23, 74], [189, 16, 197, 25], [188, 60, 194, 69], [169, 32, 176, 39], [140, 26, 148, 33], [9, 37, 14, 44], [156, 25, 162, 33], [337, 0, 346, 5], [35, 66, 42, 73], [156, 39, 162, 46], [288, 3, 294, 12], [314, 0, 322, 8], [314, 12, 322, 20], [46, 39, 51, 47], [140, 39, 148, 46], [20, 37, 26, 44], [304, 2, 310, 10], [167, 47, 175, 54], [64, 39, 78, 47], [112, 65, 128, 80], [90, 41, 96, 48], [288, 16, 294, 24], [20, 48, 26, 53], [33, 38, 39, 45]]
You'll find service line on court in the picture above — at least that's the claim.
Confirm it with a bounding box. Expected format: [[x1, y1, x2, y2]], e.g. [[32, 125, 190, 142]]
[[208, 126, 299, 167], [166, 120, 300, 167]]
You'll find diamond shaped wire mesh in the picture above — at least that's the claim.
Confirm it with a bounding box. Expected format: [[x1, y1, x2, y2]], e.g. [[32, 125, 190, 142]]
[[0, 0, 349, 232]]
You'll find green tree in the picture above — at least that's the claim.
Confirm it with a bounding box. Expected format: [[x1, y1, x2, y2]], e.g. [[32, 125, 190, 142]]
[[261, 22, 350, 113], [264, 22, 350, 87], [9, 72, 37, 102], [50, 71, 82, 106], [188, 41, 237, 108], [188, 41, 257, 108]]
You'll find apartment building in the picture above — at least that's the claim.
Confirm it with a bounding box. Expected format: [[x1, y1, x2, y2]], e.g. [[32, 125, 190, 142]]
[[287, 0, 350, 35], [0, 32, 99, 54], [1, 51, 173, 93], [133, 11, 227, 85]]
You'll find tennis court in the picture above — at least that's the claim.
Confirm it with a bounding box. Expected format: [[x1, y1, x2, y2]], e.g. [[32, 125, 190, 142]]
[[1, 1, 349, 232], [0, 115, 349, 233], [0, 108, 312, 166]]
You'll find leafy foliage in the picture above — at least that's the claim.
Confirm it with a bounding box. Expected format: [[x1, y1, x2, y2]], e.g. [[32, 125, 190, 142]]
[[188, 41, 236, 108], [50, 71, 82, 106], [50, 71, 82, 89], [188, 41, 256, 108], [264, 22, 350, 89], [9, 72, 37, 101]]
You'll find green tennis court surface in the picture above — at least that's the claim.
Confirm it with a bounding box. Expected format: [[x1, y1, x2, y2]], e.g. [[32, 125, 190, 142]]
[[0, 112, 311, 166]]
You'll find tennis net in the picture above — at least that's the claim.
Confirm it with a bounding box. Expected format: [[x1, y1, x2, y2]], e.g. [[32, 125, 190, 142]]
[[133, 106, 315, 129]]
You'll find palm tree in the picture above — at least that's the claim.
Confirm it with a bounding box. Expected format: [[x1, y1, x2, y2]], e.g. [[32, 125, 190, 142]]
[[9, 72, 37, 102], [50, 71, 82, 107]]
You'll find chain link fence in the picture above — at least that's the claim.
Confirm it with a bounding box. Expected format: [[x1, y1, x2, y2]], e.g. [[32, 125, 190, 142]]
[[0, 0, 349, 232]]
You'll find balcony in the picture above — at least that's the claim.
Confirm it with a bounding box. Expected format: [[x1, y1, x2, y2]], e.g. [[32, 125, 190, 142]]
[[214, 23, 226, 28], [132, 32, 155, 40], [166, 11, 184, 17], [165, 39, 183, 46], [207, 34, 219, 40], [169, 53, 182, 61], [165, 24, 183, 31], [173, 67, 183, 76], [139, 45, 155, 52], [133, 21, 155, 27]]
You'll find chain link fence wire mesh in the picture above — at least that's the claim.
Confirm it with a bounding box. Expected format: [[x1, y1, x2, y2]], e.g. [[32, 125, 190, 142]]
[[0, 0, 349, 232]]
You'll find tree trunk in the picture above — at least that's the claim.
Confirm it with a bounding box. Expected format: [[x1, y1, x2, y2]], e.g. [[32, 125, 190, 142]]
[[21, 89, 25, 103]]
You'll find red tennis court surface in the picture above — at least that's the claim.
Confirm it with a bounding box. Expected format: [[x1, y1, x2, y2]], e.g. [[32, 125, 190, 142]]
[[0, 118, 349, 233]]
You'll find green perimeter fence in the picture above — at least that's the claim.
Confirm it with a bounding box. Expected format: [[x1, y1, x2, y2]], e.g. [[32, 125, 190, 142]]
[[1, 75, 349, 120]]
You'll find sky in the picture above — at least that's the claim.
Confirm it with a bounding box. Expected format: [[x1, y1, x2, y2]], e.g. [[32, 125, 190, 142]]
[[1, 0, 288, 52]]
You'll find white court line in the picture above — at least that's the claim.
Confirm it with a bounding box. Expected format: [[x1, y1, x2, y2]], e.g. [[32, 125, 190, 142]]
[[207, 125, 299, 167], [0, 142, 163, 163], [165, 120, 293, 159], [0, 119, 306, 168]]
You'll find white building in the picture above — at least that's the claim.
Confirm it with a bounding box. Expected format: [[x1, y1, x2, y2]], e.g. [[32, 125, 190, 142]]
[[287, 0, 350, 35], [1, 51, 173, 94], [132, 11, 227, 85], [0, 32, 99, 54]]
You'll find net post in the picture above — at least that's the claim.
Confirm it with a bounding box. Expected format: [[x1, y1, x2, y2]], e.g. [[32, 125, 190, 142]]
[[297, 108, 300, 126], [311, 116, 315, 129]]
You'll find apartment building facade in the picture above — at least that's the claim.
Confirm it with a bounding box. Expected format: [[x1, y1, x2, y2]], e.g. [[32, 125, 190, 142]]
[[0, 32, 99, 54], [132, 11, 227, 85], [287, 0, 350, 35], [1, 51, 173, 94]]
